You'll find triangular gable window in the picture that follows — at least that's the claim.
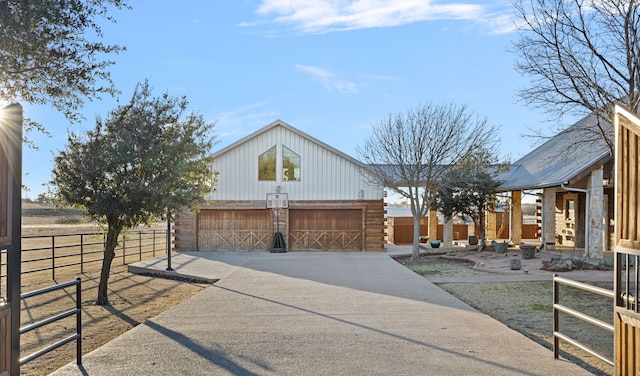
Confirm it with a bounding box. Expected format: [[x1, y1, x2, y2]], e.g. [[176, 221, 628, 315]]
[[258, 146, 276, 181]]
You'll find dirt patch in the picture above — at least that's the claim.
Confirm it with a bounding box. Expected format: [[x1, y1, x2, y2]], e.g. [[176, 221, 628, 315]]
[[14, 207, 204, 375], [19, 263, 210, 376]]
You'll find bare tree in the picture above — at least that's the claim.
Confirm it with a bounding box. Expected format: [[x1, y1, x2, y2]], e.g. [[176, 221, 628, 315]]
[[512, 0, 640, 154], [434, 147, 508, 249], [357, 102, 498, 260]]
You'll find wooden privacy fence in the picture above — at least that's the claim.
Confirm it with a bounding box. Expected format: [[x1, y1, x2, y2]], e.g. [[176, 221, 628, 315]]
[[521, 224, 540, 240], [0, 229, 169, 297], [391, 219, 470, 244]]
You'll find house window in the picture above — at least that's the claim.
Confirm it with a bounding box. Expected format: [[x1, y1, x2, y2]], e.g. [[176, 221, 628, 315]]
[[282, 146, 300, 181], [258, 146, 276, 181]]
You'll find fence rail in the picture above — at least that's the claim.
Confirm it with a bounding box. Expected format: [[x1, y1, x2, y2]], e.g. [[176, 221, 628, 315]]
[[4, 229, 168, 372], [0, 229, 169, 299], [553, 274, 615, 366], [24, 229, 168, 277], [19, 278, 82, 366]]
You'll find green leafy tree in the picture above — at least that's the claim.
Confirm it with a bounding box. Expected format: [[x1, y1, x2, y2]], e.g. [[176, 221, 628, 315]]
[[434, 148, 507, 249], [0, 0, 128, 134], [36, 192, 55, 205], [358, 102, 498, 261], [51, 81, 216, 305]]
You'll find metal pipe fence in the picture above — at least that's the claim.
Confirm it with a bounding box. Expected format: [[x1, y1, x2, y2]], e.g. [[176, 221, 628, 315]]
[[553, 274, 614, 366], [5, 229, 168, 372], [0, 229, 169, 293], [19, 278, 82, 366]]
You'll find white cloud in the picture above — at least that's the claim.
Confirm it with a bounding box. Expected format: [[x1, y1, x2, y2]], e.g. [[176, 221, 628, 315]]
[[254, 0, 508, 33], [212, 102, 281, 142], [482, 13, 517, 35], [295, 65, 358, 93]]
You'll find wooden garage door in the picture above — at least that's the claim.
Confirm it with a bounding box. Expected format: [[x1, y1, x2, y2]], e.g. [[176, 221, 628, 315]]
[[289, 209, 362, 251], [197, 209, 270, 251]]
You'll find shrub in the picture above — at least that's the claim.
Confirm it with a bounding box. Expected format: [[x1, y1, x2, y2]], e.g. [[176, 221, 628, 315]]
[[55, 216, 82, 225]]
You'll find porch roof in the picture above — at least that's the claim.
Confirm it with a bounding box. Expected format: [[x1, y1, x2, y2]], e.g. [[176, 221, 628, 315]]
[[497, 113, 612, 192]]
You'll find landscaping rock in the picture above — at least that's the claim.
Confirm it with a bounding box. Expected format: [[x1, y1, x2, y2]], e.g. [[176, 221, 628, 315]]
[[541, 257, 608, 272]]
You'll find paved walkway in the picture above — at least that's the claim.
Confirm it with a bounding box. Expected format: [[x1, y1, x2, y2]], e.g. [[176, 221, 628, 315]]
[[50, 248, 597, 375]]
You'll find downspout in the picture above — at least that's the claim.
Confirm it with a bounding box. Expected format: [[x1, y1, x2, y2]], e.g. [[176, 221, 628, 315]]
[[560, 183, 589, 259]]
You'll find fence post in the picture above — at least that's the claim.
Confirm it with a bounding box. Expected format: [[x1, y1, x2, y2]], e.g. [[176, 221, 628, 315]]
[[166, 215, 173, 271], [553, 274, 559, 359], [51, 236, 55, 281], [121, 234, 126, 265], [76, 277, 82, 365], [80, 234, 84, 274]]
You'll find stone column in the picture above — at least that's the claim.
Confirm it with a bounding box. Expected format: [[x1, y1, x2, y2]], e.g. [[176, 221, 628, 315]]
[[587, 167, 604, 259], [443, 217, 453, 248], [174, 208, 197, 252], [543, 187, 557, 250], [511, 190, 523, 245], [387, 217, 395, 244], [428, 209, 438, 241], [536, 197, 542, 244]]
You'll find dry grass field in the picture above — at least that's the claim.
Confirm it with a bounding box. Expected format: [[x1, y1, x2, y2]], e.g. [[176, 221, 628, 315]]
[[17, 203, 210, 376], [402, 256, 613, 376]]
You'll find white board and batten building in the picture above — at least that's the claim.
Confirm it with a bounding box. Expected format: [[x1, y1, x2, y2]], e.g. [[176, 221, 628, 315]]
[[174, 120, 386, 252]]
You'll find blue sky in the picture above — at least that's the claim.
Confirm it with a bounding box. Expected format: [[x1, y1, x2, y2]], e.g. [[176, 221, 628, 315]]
[[20, 0, 578, 198]]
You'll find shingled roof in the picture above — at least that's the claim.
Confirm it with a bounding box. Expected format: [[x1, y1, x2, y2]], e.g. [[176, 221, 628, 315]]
[[497, 113, 612, 191]]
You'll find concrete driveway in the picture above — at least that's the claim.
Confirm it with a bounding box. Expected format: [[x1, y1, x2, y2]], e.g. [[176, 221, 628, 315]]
[[49, 251, 592, 376]]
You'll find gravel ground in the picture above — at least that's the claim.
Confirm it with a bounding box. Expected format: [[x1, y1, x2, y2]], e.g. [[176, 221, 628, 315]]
[[396, 254, 614, 376]]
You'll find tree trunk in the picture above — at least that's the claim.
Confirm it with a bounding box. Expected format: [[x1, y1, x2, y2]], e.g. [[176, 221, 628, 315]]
[[411, 215, 421, 261], [443, 217, 453, 248], [478, 210, 487, 249], [96, 221, 123, 305]]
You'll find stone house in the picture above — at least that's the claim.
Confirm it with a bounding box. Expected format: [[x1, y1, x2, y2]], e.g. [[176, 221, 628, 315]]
[[498, 113, 614, 258]]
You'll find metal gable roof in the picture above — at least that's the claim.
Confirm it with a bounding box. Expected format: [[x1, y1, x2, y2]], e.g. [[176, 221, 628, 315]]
[[212, 119, 367, 168], [497, 113, 612, 191]]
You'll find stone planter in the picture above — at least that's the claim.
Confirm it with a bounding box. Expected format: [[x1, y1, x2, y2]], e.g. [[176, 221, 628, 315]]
[[520, 245, 536, 259], [493, 241, 508, 254]]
